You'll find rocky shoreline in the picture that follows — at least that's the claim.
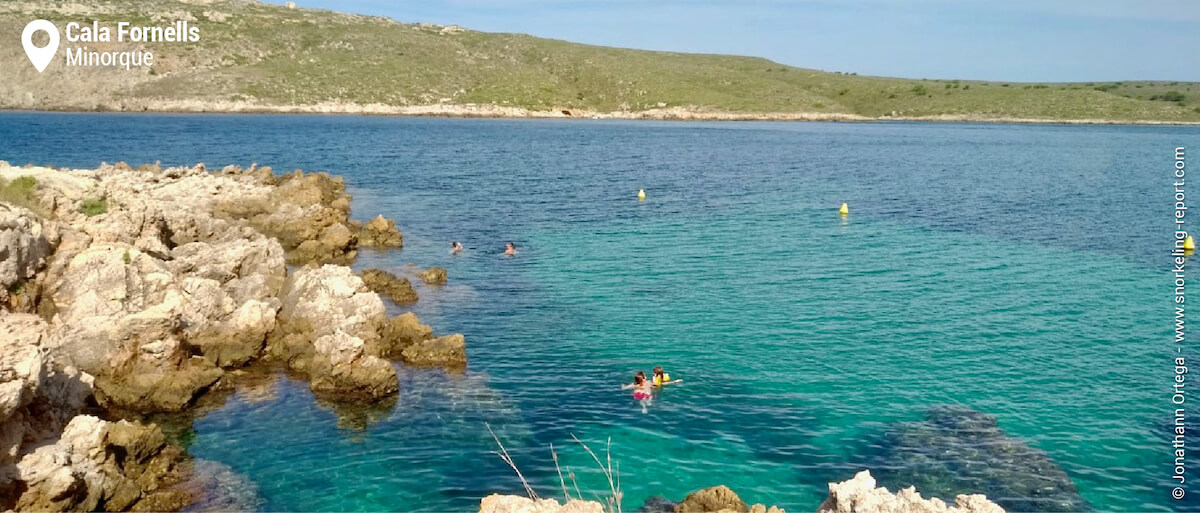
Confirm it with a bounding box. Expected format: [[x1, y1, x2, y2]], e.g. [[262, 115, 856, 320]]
[[4, 104, 1199, 126], [0, 161, 1006, 512], [0, 161, 464, 511]]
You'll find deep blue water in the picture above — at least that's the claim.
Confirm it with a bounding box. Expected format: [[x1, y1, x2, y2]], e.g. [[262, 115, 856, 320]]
[[1, 112, 1196, 512]]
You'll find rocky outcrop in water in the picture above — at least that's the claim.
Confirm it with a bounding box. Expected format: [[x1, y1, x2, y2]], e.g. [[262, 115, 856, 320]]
[[401, 334, 467, 367], [818, 471, 1003, 513], [358, 214, 404, 248], [418, 266, 448, 284], [361, 268, 418, 304], [636, 485, 781, 513], [0, 161, 460, 510], [869, 405, 1088, 513]]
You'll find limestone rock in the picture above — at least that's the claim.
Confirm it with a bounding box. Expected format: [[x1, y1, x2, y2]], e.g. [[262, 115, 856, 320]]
[[417, 266, 448, 285], [276, 264, 387, 343], [359, 215, 403, 248], [479, 494, 604, 513], [309, 330, 398, 401], [11, 415, 186, 512], [371, 312, 432, 359], [817, 471, 1004, 513], [361, 268, 418, 304], [400, 333, 466, 367], [0, 204, 57, 308], [677, 485, 748, 513]]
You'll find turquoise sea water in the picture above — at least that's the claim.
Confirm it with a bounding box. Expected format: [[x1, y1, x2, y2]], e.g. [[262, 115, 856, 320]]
[[1, 113, 1195, 512]]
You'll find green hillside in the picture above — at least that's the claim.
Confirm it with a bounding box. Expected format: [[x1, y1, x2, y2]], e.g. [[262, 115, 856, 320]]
[[1, 0, 1198, 122]]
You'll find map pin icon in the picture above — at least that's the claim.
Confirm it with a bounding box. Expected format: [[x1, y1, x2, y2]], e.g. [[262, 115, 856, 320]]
[[22, 20, 60, 73]]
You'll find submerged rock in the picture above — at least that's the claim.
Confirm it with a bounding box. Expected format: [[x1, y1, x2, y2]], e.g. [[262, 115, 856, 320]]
[[176, 459, 265, 513], [869, 405, 1089, 512], [818, 470, 1003, 513], [361, 268, 418, 304], [417, 266, 448, 285], [401, 333, 467, 367], [479, 494, 603, 513]]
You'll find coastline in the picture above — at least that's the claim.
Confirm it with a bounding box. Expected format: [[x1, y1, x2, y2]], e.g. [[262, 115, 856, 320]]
[[3, 101, 1199, 126]]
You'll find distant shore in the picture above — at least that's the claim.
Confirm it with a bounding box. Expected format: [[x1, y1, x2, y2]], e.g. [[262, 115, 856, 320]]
[[4, 101, 1199, 126]]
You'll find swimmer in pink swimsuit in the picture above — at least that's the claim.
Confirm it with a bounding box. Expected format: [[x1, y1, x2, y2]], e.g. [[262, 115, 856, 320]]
[[622, 371, 654, 413]]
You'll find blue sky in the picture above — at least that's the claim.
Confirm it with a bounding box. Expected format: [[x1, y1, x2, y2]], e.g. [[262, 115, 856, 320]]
[[279, 0, 1200, 82]]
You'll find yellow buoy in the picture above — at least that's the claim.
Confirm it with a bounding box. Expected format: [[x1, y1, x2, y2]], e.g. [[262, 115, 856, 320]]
[[838, 202, 849, 216], [1186, 235, 1196, 251], [638, 189, 646, 201]]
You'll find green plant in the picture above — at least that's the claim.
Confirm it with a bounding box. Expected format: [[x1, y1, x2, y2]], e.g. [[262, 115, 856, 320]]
[[1152, 91, 1187, 102], [911, 84, 927, 96], [123, 250, 132, 265], [79, 198, 108, 217], [0, 176, 45, 215]]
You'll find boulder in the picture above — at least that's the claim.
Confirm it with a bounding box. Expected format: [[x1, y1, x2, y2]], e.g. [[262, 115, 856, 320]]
[[44, 246, 225, 411], [90, 312, 223, 412], [677, 485, 748, 513], [359, 215, 403, 248], [309, 331, 398, 402], [401, 333, 466, 367], [361, 268, 418, 304], [417, 266, 448, 285], [0, 204, 58, 309], [479, 494, 603, 513], [276, 264, 387, 344], [371, 312, 432, 359], [818, 471, 1004, 513], [11, 415, 187, 512]]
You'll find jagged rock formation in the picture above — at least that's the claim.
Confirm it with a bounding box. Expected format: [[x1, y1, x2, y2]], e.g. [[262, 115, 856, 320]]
[[0, 161, 459, 510], [418, 266, 448, 284], [478, 494, 604, 513], [358, 215, 404, 248], [361, 268, 418, 304], [401, 334, 467, 367], [818, 471, 1003, 513]]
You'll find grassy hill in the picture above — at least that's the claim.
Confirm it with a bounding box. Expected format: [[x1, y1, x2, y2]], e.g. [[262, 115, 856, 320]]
[[2, 0, 1198, 122]]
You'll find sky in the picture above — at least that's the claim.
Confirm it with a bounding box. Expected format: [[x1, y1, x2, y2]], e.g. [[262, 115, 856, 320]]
[[278, 0, 1200, 82]]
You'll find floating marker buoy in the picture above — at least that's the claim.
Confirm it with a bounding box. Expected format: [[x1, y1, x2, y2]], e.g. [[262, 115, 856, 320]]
[[1186, 236, 1196, 251], [638, 189, 646, 201], [839, 202, 849, 216]]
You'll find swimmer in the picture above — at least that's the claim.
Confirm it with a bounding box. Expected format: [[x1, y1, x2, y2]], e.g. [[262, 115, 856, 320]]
[[621, 371, 654, 413], [450, 241, 464, 254], [652, 366, 682, 387], [504, 242, 517, 256]]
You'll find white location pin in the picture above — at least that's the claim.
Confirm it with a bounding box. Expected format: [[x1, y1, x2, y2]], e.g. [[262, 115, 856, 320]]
[[22, 20, 60, 73]]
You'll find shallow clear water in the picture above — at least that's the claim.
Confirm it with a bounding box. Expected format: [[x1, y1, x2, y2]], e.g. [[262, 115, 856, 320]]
[[1, 113, 1195, 512]]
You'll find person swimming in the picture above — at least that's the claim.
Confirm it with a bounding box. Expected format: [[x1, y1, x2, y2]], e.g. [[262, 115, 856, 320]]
[[652, 366, 681, 387], [621, 371, 654, 412], [450, 241, 463, 254], [504, 242, 517, 256]]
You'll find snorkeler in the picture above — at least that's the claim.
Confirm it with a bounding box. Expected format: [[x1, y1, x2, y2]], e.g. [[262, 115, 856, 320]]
[[621, 371, 654, 413], [450, 241, 464, 254], [652, 366, 682, 387], [504, 242, 517, 256]]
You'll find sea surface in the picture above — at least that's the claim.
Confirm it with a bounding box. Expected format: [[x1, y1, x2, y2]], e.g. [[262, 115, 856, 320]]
[[1, 112, 1194, 512]]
